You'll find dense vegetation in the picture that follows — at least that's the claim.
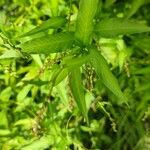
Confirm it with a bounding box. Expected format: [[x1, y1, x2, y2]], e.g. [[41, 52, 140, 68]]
[[0, 0, 150, 149]]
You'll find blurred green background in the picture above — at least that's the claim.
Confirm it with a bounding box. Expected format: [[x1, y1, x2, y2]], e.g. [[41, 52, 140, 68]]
[[0, 0, 150, 149]]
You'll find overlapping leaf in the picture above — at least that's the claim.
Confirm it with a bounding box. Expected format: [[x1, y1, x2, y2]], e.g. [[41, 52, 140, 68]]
[[75, 0, 99, 45], [20, 32, 74, 54], [51, 54, 90, 86], [95, 18, 150, 37], [20, 17, 66, 37], [51, 67, 69, 86]]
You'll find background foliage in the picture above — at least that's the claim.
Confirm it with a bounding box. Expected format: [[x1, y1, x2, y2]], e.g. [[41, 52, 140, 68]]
[[0, 0, 150, 149]]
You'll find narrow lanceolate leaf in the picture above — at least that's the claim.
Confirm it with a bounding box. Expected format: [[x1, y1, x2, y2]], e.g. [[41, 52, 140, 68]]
[[20, 32, 74, 54], [75, 0, 99, 45], [125, 0, 150, 19], [90, 48, 128, 105], [20, 17, 66, 37], [70, 68, 89, 123], [95, 18, 150, 37]]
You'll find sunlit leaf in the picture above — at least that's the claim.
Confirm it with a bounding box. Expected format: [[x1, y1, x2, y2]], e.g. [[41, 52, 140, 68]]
[[15, 97, 33, 112], [55, 80, 69, 107], [22, 67, 39, 81], [31, 54, 43, 67], [50, 0, 59, 16], [0, 129, 11, 136], [95, 18, 150, 37], [21, 136, 53, 150], [0, 50, 22, 59], [14, 118, 35, 129], [20, 32, 74, 54], [17, 84, 32, 101]]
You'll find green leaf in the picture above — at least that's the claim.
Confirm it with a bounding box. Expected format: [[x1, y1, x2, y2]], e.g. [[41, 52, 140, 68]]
[[0, 11, 6, 30], [20, 32, 74, 54], [131, 67, 150, 75], [14, 118, 35, 129], [22, 67, 39, 81], [31, 54, 43, 67], [95, 18, 150, 37], [21, 136, 53, 150], [104, 0, 117, 8], [135, 83, 150, 92], [125, 0, 150, 19], [55, 80, 69, 107], [19, 17, 66, 37], [50, 0, 59, 17], [51, 67, 69, 86], [0, 50, 22, 59], [90, 48, 128, 105], [15, 97, 33, 112], [17, 84, 32, 101], [69, 68, 89, 123], [63, 54, 90, 69], [0, 129, 11, 136], [0, 87, 12, 102], [0, 110, 8, 128], [75, 0, 99, 45], [51, 54, 90, 86]]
